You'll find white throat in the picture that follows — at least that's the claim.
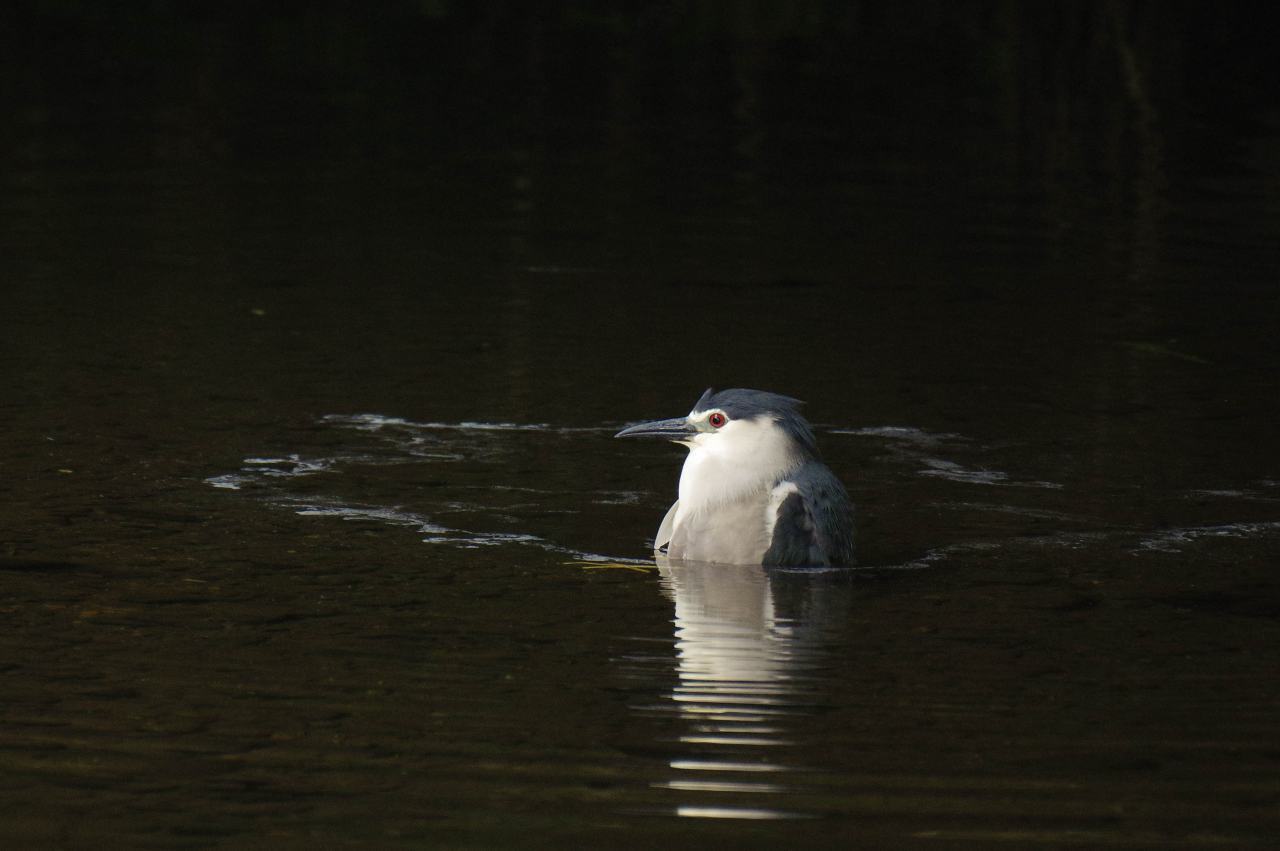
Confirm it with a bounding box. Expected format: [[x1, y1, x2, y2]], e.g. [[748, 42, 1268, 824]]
[[676, 417, 801, 517]]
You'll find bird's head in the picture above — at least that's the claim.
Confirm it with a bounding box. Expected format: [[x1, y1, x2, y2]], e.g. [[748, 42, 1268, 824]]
[[615, 388, 819, 471]]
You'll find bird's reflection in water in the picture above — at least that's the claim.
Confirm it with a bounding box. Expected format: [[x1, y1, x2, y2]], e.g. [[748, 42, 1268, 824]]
[[649, 557, 854, 819]]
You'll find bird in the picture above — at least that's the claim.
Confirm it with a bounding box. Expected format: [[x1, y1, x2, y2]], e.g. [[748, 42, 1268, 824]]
[[615, 388, 855, 566]]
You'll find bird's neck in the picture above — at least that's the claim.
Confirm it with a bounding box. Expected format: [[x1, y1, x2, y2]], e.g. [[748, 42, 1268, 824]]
[[677, 441, 802, 514]]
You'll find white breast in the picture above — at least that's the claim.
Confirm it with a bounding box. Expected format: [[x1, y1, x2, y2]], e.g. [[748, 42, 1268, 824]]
[[668, 492, 773, 563], [664, 418, 801, 564]]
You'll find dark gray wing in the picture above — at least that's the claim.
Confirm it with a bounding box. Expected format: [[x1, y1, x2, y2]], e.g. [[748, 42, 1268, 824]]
[[762, 462, 856, 567]]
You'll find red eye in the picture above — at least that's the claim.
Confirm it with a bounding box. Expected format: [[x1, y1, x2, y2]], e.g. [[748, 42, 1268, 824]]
[[708, 412, 727, 428]]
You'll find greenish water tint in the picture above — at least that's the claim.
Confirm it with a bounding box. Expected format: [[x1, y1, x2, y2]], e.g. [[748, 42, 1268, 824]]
[[3, 4, 1280, 847]]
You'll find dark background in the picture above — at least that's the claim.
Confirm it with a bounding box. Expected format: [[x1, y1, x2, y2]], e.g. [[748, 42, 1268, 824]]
[[2, 3, 1280, 848], [4, 1, 1278, 411], [4, 2, 1279, 167]]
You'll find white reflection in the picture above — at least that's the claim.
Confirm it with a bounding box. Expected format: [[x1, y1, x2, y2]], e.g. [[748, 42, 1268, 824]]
[[650, 557, 854, 817], [675, 805, 815, 820]]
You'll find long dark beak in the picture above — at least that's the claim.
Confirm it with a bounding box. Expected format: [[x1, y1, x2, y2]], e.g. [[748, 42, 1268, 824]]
[[614, 417, 695, 441]]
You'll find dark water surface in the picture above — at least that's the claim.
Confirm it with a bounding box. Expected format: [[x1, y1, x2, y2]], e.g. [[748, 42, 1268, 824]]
[[3, 6, 1280, 848]]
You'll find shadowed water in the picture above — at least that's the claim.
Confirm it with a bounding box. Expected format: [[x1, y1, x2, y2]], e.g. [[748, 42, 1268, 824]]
[[3, 5, 1280, 848]]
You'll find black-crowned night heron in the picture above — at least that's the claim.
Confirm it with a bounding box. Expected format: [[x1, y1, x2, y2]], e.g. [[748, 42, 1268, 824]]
[[615, 388, 856, 566]]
